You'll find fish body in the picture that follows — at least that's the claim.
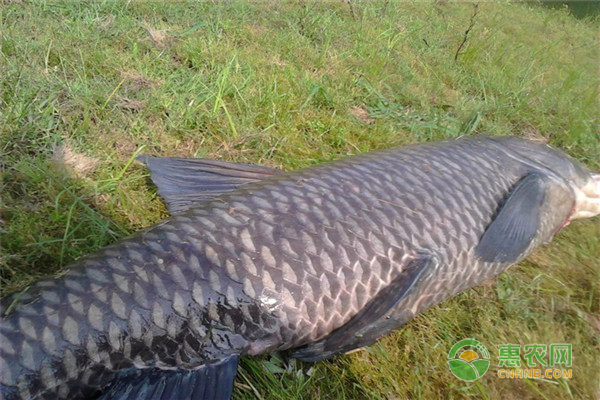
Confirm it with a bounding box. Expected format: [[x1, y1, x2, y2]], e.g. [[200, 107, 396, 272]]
[[1, 135, 598, 399]]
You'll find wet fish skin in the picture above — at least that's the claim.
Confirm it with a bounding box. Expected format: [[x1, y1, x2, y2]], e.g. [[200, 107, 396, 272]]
[[1, 135, 598, 399]]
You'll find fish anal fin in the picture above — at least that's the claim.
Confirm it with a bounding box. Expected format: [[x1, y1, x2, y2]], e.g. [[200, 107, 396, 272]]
[[99, 354, 239, 400], [138, 156, 282, 214], [292, 252, 438, 362], [475, 173, 547, 263]]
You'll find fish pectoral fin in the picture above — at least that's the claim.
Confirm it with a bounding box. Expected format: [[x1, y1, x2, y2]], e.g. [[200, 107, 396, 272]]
[[292, 252, 437, 362], [475, 173, 547, 263], [138, 155, 282, 214], [99, 354, 239, 400]]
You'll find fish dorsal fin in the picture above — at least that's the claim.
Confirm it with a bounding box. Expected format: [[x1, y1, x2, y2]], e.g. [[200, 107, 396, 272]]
[[475, 173, 547, 263], [292, 251, 437, 362], [99, 354, 239, 400], [138, 156, 282, 214]]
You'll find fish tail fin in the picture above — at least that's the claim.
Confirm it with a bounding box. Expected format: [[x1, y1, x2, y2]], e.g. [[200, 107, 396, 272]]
[[100, 354, 239, 400]]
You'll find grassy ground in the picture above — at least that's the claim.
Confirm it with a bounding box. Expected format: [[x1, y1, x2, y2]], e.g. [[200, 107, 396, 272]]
[[1, 1, 598, 399]]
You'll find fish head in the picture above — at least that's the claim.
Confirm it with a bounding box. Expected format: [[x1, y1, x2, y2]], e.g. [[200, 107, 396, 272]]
[[489, 136, 600, 220], [571, 172, 600, 219]]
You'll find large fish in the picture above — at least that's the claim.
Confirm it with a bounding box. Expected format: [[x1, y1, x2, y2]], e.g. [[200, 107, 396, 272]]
[[1, 135, 599, 399]]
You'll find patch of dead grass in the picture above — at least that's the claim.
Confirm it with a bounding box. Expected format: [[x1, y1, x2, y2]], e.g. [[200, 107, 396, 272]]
[[51, 143, 100, 178], [117, 97, 146, 112], [141, 23, 174, 48], [95, 15, 115, 31], [121, 71, 158, 91], [522, 124, 549, 143], [350, 105, 376, 124]]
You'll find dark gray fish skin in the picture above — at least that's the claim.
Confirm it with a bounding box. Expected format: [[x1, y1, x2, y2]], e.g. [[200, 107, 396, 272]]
[[0, 135, 597, 399]]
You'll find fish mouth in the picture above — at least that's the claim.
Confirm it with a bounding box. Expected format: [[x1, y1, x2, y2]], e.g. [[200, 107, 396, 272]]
[[571, 172, 600, 219]]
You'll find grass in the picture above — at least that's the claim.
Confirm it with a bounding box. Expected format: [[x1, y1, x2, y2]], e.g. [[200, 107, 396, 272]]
[[1, 1, 599, 399]]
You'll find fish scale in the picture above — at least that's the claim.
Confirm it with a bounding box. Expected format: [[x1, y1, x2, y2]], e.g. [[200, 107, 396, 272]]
[[2, 135, 598, 399]]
